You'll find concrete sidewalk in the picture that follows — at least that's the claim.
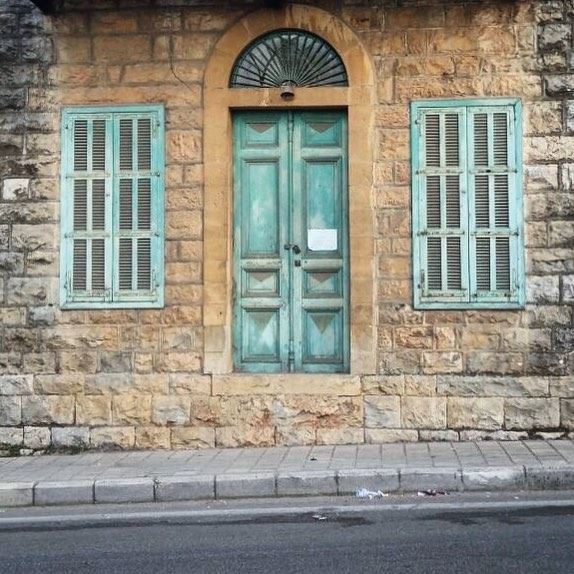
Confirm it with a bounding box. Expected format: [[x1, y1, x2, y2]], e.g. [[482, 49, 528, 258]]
[[1, 439, 574, 507]]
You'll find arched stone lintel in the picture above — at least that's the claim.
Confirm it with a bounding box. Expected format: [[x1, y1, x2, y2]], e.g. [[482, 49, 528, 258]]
[[203, 5, 377, 375]]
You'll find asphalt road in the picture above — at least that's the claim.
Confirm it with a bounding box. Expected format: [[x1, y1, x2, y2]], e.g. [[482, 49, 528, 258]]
[[1, 495, 574, 574]]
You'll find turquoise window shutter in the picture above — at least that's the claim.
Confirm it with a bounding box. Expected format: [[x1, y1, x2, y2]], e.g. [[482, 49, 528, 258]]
[[411, 99, 524, 310], [60, 106, 165, 309]]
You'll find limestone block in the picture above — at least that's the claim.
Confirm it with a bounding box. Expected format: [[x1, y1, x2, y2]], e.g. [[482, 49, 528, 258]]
[[23, 426, 51, 449], [549, 221, 574, 246], [189, 396, 224, 427], [22, 353, 57, 374], [12, 224, 57, 251], [437, 375, 549, 397], [0, 354, 21, 376], [361, 375, 405, 395], [34, 374, 83, 395], [76, 396, 112, 425], [93, 35, 151, 63], [99, 352, 132, 373], [561, 399, 574, 429], [404, 375, 436, 396], [152, 396, 190, 425], [538, 22, 571, 52], [58, 351, 98, 374], [51, 427, 89, 448], [2, 178, 29, 201], [0, 253, 24, 274], [365, 429, 418, 443], [0, 307, 26, 327], [0, 427, 23, 447], [316, 427, 364, 445], [525, 102, 562, 135], [112, 395, 151, 425], [169, 373, 212, 395], [0, 396, 21, 425], [549, 377, 574, 397], [22, 396, 74, 425], [422, 352, 463, 374], [90, 426, 135, 449], [379, 351, 420, 375], [275, 425, 316, 446], [6, 278, 56, 305], [170, 427, 215, 449], [135, 426, 171, 449], [560, 163, 574, 191], [0, 375, 33, 395], [364, 395, 400, 428], [553, 328, 574, 353], [466, 352, 525, 375], [394, 326, 433, 349], [447, 397, 504, 430], [43, 326, 118, 351], [419, 430, 459, 442], [401, 397, 446, 429], [215, 425, 275, 448], [504, 398, 560, 429], [277, 396, 363, 429]]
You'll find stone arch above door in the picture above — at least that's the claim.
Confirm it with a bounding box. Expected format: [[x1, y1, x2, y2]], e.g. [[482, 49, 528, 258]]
[[203, 5, 376, 375]]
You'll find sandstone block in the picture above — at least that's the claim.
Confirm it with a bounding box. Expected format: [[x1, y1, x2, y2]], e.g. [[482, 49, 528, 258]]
[[2, 178, 29, 201], [364, 396, 400, 428], [0, 396, 21, 425], [316, 428, 364, 445], [22, 396, 74, 425], [404, 375, 436, 396], [539, 22, 571, 52], [59, 351, 98, 374], [22, 353, 57, 374], [170, 427, 215, 449], [34, 374, 83, 395], [23, 426, 51, 449], [361, 375, 405, 395], [365, 429, 418, 443], [93, 35, 151, 63], [152, 396, 190, 425], [51, 426, 89, 448], [401, 397, 446, 429], [0, 375, 33, 395], [466, 352, 525, 375], [379, 351, 420, 375], [113, 395, 151, 425], [277, 396, 363, 429], [447, 397, 504, 430], [76, 396, 112, 425], [422, 352, 463, 374], [90, 426, 135, 449], [437, 375, 549, 397], [12, 224, 57, 251], [275, 425, 316, 446], [135, 426, 171, 449], [0, 427, 23, 447], [169, 373, 212, 395], [419, 430, 459, 442], [504, 398, 560, 429]]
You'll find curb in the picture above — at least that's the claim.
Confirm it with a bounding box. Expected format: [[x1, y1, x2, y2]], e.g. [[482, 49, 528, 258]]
[[1, 464, 574, 508]]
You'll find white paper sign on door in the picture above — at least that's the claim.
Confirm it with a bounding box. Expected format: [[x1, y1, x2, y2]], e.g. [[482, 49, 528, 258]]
[[308, 229, 337, 251]]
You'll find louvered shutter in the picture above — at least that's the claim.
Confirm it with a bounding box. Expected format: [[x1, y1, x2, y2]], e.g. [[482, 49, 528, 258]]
[[414, 108, 469, 306], [468, 106, 521, 304], [62, 114, 113, 303], [113, 113, 161, 304]]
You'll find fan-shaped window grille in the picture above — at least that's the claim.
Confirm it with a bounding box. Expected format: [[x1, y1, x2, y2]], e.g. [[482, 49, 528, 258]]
[[230, 29, 348, 88]]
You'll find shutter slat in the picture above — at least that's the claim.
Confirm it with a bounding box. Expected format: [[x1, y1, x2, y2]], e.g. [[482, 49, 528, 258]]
[[137, 238, 151, 290], [445, 175, 460, 228], [493, 113, 508, 166], [425, 114, 440, 167], [92, 179, 106, 231], [92, 239, 106, 291], [73, 239, 87, 291], [495, 237, 511, 291], [119, 179, 133, 230], [476, 237, 491, 291], [475, 174, 490, 228], [92, 119, 106, 172], [137, 178, 151, 230], [445, 113, 459, 167], [446, 237, 461, 290], [494, 174, 509, 227], [426, 175, 441, 228], [74, 120, 88, 171], [474, 113, 488, 166], [137, 118, 152, 170], [427, 237, 442, 290], [119, 238, 133, 290], [73, 180, 87, 230], [119, 119, 133, 171]]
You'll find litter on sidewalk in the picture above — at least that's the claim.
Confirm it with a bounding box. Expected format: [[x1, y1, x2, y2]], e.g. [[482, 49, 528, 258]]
[[356, 488, 389, 500]]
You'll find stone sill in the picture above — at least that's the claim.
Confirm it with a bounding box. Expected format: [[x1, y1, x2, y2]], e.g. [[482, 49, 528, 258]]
[[212, 374, 361, 396]]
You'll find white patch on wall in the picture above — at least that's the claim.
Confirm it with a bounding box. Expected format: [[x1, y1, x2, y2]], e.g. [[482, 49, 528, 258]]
[[2, 178, 30, 201]]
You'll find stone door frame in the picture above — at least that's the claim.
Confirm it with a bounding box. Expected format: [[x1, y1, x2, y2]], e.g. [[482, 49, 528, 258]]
[[203, 5, 376, 376]]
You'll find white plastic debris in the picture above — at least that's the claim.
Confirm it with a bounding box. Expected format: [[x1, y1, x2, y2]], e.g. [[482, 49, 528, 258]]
[[355, 488, 389, 500], [312, 513, 328, 521]]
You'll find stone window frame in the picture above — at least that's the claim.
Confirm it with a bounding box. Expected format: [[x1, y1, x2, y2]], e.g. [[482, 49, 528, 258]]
[[203, 5, 377, 377]]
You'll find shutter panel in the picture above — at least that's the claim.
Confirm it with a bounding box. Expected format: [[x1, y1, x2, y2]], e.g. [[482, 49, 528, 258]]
[[414, 108, 468, 306], [468, 107, 519, 304], [113, 113, 161, 303], [64, 115, 112, 304]]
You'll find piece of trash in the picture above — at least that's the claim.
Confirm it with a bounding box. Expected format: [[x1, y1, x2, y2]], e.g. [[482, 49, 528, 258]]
[[356, 488, 389, 500], [312, 513, 327, 521], [417, 489, 448, 497], [309, 456, 318, 461]]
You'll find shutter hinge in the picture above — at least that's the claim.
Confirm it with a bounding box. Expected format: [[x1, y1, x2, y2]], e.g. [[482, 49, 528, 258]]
[[419, 270, 425, 289]]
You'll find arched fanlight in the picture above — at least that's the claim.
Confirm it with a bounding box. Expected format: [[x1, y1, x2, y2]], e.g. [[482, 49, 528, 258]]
[[229, 29, 349, 88]]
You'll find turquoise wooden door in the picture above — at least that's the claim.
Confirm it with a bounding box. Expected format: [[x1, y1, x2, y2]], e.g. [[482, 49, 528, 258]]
[[233, 111, 349, 373]]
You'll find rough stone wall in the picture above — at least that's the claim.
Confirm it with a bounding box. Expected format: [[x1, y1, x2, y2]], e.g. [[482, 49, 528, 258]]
[[0, 0, 572, 454]]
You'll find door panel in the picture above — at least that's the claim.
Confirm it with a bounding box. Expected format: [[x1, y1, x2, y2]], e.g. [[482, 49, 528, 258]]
[[233, 111, 348, 373]]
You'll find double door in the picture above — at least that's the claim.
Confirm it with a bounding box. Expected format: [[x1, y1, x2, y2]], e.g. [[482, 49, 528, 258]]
[[233, 111, 349, 373]]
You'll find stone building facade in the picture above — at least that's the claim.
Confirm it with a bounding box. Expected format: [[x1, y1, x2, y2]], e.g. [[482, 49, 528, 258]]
[[0, 0, 573, 453]]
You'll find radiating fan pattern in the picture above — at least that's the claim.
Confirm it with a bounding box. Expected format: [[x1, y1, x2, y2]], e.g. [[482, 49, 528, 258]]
[[230, 29, 348, 88]]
